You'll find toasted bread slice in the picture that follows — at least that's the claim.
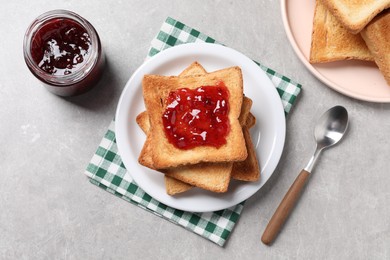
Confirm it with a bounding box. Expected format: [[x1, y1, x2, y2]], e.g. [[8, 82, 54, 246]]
[[361, 9, 390, 85], [136, 111, 155, 169], [231, 126, 260, 181], [310, 0, 373, 63], [166, 162, 233, 193], [321, 0, 390, 34], [230, 97, 260, 182], [239, 96, 253, 126], [143, 67, 247, 169], [164, 176, 192, 195], [245, 112, 256, 129]]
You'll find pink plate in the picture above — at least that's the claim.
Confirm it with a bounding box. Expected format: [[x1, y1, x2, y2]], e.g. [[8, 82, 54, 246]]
[[281, 0, 390, 103]]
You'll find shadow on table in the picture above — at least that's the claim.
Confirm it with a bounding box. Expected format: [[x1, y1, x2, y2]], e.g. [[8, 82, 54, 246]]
[[62, 58, 122, 112]]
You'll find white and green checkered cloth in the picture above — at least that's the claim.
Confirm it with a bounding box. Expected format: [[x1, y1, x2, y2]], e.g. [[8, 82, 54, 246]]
[[85, 17, 302, 246]]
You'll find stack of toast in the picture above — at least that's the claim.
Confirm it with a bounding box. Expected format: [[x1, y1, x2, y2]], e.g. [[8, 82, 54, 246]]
[[310, 0, 390, 85], [136, 62, 260, 195]]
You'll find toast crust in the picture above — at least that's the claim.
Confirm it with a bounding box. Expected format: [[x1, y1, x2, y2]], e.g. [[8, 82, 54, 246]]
[[231, 126, 260, 181], [321, 0, 390, 34], [245, 112, 256, 129], [164, 176, 192, 195], [361, 10, 390, 85], [136, 112, 155, 169], [178, 61, 207, 76]]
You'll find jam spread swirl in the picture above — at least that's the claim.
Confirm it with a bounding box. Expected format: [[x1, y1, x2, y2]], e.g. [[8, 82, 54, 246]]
[[162, 81, 230, 150]]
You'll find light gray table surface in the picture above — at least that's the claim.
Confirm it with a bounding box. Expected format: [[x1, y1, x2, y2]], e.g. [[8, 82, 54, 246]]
[[2, 0, 390, 259]]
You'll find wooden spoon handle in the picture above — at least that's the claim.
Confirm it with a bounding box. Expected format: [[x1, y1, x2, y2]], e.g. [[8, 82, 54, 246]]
[[261, 169, 310, 245]]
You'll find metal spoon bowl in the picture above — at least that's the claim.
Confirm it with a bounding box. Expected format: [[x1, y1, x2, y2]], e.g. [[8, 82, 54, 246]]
[[261, 105, 349, 245], [306, 105, 349, 172]]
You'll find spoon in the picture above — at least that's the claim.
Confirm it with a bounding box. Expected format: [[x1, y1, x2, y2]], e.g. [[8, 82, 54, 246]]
[[261, 105, 349, 245]]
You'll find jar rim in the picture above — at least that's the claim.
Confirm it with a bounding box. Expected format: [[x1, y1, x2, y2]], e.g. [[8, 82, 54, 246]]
[[23, 10, 100, 86]]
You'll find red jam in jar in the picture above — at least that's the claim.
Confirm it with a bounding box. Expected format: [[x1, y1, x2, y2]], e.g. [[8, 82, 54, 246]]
[[31, 18, 91, 76], [162, 82, 230, 150], [23, 10, 105, 96]]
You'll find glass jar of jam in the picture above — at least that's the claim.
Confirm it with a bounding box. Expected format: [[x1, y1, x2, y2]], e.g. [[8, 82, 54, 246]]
[[23, 10, 105, 96]]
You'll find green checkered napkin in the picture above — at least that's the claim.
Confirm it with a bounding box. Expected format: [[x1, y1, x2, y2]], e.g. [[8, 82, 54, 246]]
[[85, 17, 302, 246]]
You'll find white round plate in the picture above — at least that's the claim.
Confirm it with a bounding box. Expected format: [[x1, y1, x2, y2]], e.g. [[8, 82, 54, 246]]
[[281, 0, 390, 102], [115, 43, 286, 212]]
